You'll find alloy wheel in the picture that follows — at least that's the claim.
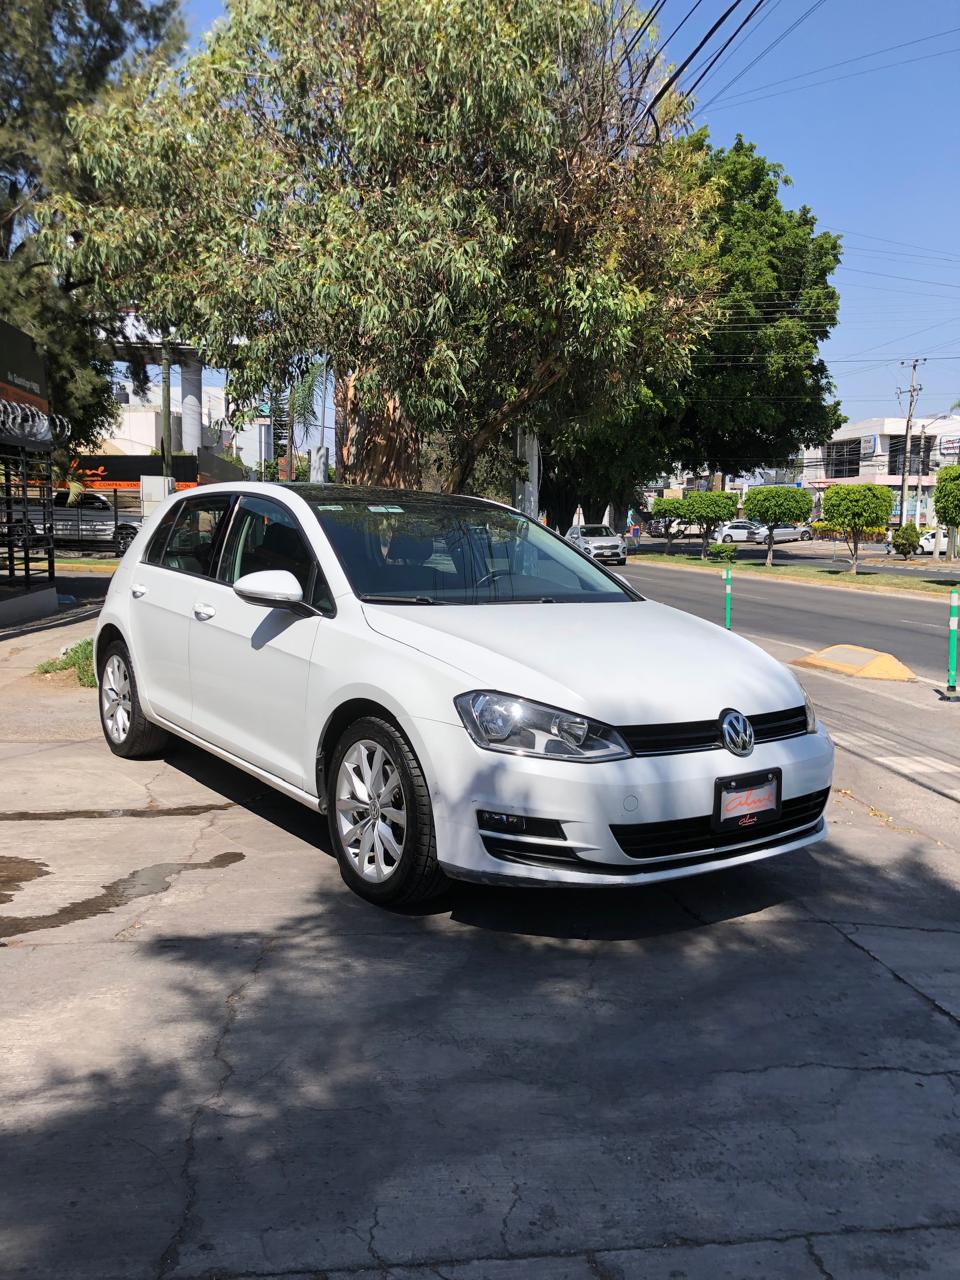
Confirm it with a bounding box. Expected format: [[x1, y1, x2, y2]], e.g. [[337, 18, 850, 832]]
[[101, 654, 132, 744], [335, 739, 407, 882]]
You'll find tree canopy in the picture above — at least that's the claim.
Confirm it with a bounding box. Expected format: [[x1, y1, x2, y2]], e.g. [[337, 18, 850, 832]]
[[743, 485, 813, 566], [45, 0, 718, 488], [1, 0, 183, 449], [543, 136, 842, 529], [822, 483, 892, 569]]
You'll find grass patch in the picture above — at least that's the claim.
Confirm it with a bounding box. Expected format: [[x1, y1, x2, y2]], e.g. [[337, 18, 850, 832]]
[[54, 559, 119, 572], [629, 552, 960, 596], [36, 637, 97, 687]]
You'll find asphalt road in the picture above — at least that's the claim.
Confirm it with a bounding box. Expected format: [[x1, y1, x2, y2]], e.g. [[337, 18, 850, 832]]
[[622, 560, 955, 683]]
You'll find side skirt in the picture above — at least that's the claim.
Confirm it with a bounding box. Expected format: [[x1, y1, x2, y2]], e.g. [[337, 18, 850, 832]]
[[149, 714, 323, 813]]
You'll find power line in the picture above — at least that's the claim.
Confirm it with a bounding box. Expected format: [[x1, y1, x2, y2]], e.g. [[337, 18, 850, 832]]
[[686, 0, 786, 95], [822, 226, 960, 261], [683, 0, 770, 101], [838, 266, 960, 291], [703, 45, 960, 111], [694, 0, 829, 111], [653, 0, 709, 56], [645, 0, 749, 115], [707, 25, 960, 105]]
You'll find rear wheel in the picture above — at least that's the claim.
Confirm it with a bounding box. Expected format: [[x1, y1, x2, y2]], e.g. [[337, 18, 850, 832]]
[[722, 534, 733, 543], [328, 716, 446, 906], [98, 640, 169, 758], [801, 530, 813, 541]]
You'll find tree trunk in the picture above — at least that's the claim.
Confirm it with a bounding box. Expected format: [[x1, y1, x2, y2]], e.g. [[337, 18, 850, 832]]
[[947, 526, 957, 563], [851, 531, 859, 571], [766, 533, 774, 568], [335, 372, 421, 488]]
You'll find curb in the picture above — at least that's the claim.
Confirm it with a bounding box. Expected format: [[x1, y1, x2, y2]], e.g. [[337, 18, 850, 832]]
[[624, 557, 960, 605], [793, 645, 916, 682]]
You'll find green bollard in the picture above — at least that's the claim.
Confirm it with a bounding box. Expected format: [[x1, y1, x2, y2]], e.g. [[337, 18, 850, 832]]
[[948, 588, 959, 698], [723, 566, 732, 630]]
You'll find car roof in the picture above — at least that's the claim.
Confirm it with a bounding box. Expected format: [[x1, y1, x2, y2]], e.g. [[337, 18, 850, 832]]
[[186, 481, 509, 514]]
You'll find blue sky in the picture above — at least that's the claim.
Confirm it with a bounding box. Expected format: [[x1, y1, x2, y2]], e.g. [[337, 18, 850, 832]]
[[182, 0, 960, 426]]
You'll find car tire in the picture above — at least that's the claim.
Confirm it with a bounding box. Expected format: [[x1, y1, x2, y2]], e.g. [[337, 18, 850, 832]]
[[801, 530, 812, 541], [98, 640, 169, 758], [617, 557, 626, 565], [327, 715, 447, 907], [115, 527, 137, 556], [722, 534, 733, 543]]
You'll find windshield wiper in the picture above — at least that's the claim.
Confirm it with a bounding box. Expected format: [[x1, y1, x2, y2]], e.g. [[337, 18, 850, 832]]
[[359, 593, 444, 605]]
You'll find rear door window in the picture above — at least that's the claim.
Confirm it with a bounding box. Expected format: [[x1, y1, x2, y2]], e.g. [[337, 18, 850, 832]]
[[156, 496, 234, 577]]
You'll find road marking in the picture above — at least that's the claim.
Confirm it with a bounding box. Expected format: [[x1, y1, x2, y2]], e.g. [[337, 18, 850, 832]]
[[896, 619, 944, 630], [875, 755, 960, 776]]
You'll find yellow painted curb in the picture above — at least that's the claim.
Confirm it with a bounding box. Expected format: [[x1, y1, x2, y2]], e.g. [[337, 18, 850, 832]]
[[792, 644, 916, 682]]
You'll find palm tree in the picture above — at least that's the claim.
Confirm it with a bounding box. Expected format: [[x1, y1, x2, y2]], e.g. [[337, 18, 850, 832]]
[[285, 358, 328, 480]]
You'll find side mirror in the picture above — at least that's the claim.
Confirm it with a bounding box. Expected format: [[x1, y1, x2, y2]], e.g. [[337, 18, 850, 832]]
[[233, 569, 304, 609]]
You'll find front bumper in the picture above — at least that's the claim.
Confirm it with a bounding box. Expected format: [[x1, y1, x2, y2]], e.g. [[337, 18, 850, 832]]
[[420, 720, 834, 886]]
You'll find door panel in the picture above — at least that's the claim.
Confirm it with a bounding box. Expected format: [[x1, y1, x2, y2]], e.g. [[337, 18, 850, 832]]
[[128, 494, 234, 727], [188, 495, 329, 786]]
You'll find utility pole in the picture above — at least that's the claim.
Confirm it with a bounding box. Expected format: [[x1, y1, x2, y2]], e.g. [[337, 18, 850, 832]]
[[160, 342, 172, 481], [897, 358, 925, 526]]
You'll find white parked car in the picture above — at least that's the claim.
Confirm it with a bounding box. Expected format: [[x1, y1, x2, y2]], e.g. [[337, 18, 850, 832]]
[[717, 520, 762, 543], [95, 484, 833, 906], [917, 530, 945, 555], [565, 524, 627, 565]]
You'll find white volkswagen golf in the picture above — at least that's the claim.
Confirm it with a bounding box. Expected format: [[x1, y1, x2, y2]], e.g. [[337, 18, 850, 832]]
[[95, 483, 833, 906]]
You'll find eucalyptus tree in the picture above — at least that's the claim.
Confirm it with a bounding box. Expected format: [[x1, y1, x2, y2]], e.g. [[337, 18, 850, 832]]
[[45, 0, 718, 487]]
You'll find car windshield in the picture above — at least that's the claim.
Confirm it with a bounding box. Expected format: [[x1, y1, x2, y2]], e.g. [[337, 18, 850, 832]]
[[307, 496, 635, 605], [580, 526, 616, 538]]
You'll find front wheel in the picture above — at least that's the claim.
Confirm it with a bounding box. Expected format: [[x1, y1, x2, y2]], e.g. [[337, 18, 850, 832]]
[[801, 530, 813, 541], [722, 534, 733, 543], [98, 641, 169, 758], [115, 527, 137, 556], [328, 716, 446, 906]]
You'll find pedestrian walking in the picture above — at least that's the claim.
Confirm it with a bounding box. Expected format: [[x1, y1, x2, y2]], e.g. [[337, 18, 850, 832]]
[[885, 528, 894, 556]]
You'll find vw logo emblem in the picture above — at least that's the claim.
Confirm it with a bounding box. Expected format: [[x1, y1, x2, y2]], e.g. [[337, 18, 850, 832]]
[[720, 709, 754, 757]]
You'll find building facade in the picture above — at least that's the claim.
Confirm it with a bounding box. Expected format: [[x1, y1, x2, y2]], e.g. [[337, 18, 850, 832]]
[[803, 416, 960, 525]]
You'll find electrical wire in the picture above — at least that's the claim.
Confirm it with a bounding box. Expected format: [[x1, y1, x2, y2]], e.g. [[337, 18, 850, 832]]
[[685, 0, 785, 95], [694, 0, 829, 111], [703, 45, 960, 112], [645, 0, 748, 115], [683, 0, 770, 101], [653, 0, 709, 56], [708, 25, 960, 105]]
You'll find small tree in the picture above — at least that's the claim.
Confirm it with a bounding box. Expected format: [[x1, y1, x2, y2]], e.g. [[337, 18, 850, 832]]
[[933, 464, 960, 565], [652, 497, 690, 555], [822, 484, 893, 571], [683, 491, 738, 559], [891, 522, 920, 559], [743, 486, 814, 567]]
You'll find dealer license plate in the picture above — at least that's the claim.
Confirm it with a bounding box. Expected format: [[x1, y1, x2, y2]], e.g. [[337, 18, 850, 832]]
[[713, 769, 782, 833]]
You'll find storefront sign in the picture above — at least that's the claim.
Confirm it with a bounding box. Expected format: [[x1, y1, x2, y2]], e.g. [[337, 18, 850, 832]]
[[0, 320, 48, 412]]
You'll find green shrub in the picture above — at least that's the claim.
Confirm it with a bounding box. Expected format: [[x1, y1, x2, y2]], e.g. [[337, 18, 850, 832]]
[[36, 637, 96, 687], [707, 542, 737, 562], [891, 522, 920, 558]]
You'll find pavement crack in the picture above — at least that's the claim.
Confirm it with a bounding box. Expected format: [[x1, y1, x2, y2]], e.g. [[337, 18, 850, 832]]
[[830, 922, 960, 1034], [500, 1179, 522, 1252], [0, 800, 237, 822], [156, 936, 274, 1280], [716, 1062, 959, 1080], [806, 1237, 837, 1280]]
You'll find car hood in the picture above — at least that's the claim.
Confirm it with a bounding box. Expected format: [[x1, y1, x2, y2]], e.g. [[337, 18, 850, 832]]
[[361, 600, 805, 725]]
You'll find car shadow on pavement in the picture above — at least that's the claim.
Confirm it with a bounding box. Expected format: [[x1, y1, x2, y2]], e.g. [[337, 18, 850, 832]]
[[4, 831, 960, 1280], [161, 737, 809, 943]]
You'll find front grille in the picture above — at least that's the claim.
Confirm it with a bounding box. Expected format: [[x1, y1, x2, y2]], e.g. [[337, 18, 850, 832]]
[[610, 788, 830, 862], [619, 705, 807, 757]]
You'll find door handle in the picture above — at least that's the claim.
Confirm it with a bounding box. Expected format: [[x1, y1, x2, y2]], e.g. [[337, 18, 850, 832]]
[[131, 583, 148, 598], [193, 603, 216, 621]]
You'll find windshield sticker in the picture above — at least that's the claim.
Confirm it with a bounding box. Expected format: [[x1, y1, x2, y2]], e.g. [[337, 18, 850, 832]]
[[368, 504, 405, 513]]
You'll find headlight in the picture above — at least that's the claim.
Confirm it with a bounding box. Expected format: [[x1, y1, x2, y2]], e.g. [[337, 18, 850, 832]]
[[804, 690, 817, 733], [455, 691, 630, 761]]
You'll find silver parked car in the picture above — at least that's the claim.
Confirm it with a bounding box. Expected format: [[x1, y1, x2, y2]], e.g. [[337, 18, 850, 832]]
[[25, 490, 143, 555], [565, 524, 627, 565], [717, 520, 762, 544], [754, 523, 814, 544]]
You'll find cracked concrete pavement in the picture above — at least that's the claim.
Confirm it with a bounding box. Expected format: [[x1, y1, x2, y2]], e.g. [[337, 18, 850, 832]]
[[2, 619, 960, 1279]]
